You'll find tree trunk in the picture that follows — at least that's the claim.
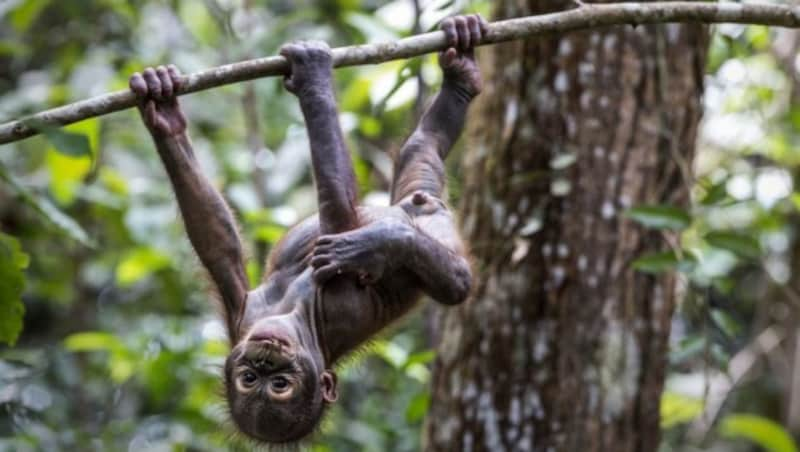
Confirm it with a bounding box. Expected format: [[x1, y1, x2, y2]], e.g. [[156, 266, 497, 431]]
[[425, 1, 708, 451]]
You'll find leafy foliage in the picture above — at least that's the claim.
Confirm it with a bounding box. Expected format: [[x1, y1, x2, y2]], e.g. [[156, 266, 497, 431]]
[[721, 414, 798, 452], [658, 20, 800, 452], [625, 205, 691, 230], [660, 392, 704, 429], [0, 232, 28, 345]]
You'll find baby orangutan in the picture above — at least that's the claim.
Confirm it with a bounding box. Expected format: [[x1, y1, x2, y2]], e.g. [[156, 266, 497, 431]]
[[130, 14, 486, 445]]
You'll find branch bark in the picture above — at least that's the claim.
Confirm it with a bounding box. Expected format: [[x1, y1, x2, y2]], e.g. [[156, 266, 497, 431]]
[[2, 1, 800, 145]]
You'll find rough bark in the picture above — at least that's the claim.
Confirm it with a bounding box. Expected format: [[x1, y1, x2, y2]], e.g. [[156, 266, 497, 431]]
[[425, 0, 707, 451], [0, 2, 795, 144]]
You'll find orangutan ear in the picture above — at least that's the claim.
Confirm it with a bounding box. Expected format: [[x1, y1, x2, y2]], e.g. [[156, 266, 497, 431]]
[[320, 370, 338, 403]]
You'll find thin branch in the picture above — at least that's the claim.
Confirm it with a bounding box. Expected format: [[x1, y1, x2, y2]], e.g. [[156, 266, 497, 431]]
[[3, 1, 800, 144]]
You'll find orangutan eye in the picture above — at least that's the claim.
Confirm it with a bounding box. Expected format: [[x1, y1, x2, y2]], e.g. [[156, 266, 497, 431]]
[[241, 371, 258, 386], [271, 376, 290, 392], [235, 369, 260, 393]]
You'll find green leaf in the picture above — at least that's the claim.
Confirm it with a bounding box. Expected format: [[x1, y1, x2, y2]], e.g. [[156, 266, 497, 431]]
[[116, 247, 171, 287], [661, 392, 703, 428], [24, 118, 93, 159], [632, 251, 679, 274], [373, 340, 408, 369], [405, 350, 436, 367], [64, 332, 135, 383], [0, 232, 28, 346], [178, 1, 218, 45], [109, 357, 135, 383], [745, 25, 771, 51], [64, 332, 126, 353], [701, 182, 728, 205], [42, 128, 92, 158], [247, 260, 261, 289], [254, 225, 287, 244], [669, 335, 706, 365], [720, 414, 798, 452], [405, 392, 429, 423], [358, 116, 381, 138], [0, 165, 94, 247], [0, 39, 29, 57], [625, 205, 691, 230], [341, 77, 372, 111], [33, 195, 94, 246], [711, 309, 741, 338], [202, 339, 229, 357], [705, 231, 761, 259], [9, 0, 51, 32], [41, 119, 99, 204], [143, 351, 183, 404]]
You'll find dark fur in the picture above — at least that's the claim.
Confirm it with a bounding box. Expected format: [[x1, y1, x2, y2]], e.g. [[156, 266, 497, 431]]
[[132, 14, 487, 445]]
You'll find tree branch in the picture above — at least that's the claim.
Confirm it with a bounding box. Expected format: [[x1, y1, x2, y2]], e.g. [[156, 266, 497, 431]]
[[2, 1, 800, 145]]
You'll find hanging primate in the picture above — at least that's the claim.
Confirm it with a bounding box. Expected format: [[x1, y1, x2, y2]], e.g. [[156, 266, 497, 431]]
[[129, 14, 486, 444]]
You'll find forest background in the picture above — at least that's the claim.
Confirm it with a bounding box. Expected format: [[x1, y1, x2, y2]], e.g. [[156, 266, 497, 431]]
[[2, 0, 800, 451]]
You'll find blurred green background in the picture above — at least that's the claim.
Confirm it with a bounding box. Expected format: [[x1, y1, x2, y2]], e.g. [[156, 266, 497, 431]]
[[3, 0, 800, 451]]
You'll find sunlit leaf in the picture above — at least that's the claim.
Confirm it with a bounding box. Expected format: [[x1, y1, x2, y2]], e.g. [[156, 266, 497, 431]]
[[254, 224, 286, 244], [707, 33, 734, 73], [247, 260, 261, 288], [352, 151, 371, 195], [705, 231, 761, 259], [44, 119, 100, 204], [720, 414, 798, 452], [358, 116, 382, 137], [64, 332, 135, 383], [373, 340, 408, 369], [405, 362, 430, 383], [336, 0, 361, 11], [406, 392, 429, 423], [405, 350, 435, 367], [661, 392, 704, 428], [110, 357, 135, 383], [0, 232, 28, 346], [9, 0, 51, 32], [116, 247, 172, 287], [745, 25, 770, 51], [202, 339, 228, 357], [625, 205, 691, 230], [179, 1, 218, 45], [64, 332, 126, 353], [99, 167, 129, 196], [341, 77, 372, 111]]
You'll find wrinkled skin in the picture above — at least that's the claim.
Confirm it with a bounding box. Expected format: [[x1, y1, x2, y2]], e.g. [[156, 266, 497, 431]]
[[131, 14, 486, 445]]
